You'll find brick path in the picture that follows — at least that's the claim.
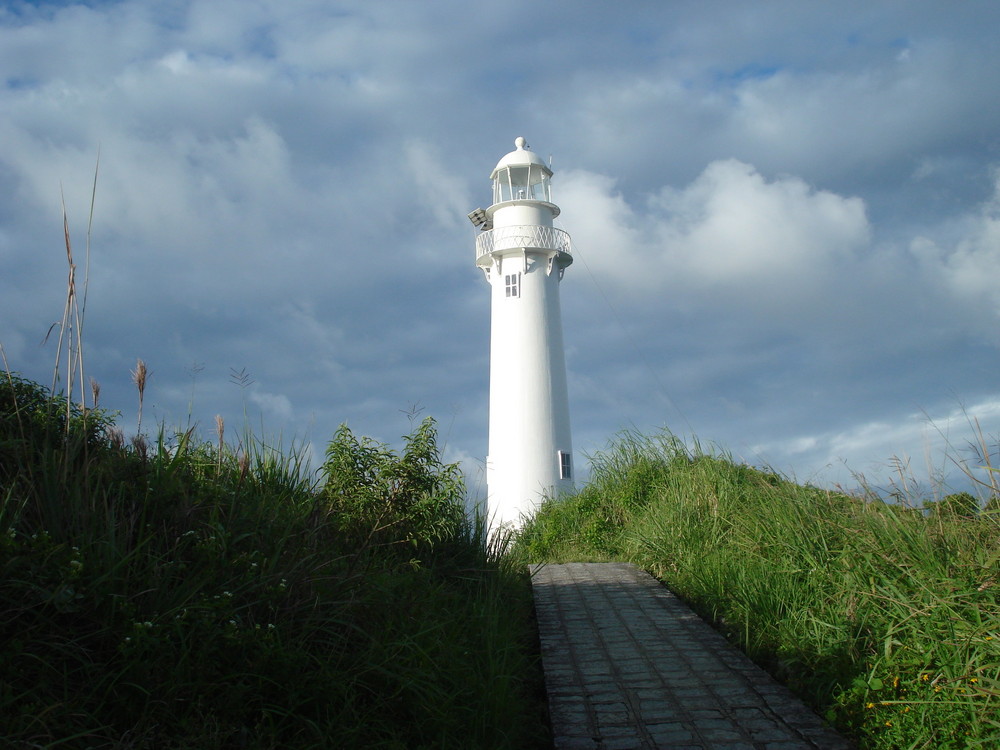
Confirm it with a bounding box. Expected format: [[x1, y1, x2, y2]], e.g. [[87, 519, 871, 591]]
[[530, 562, 851, 749]]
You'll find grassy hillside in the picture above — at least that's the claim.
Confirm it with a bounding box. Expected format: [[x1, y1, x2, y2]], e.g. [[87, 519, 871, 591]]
[[515, 430, 1000, 749], [0, 372, 548, 749], [7, 359, 997, 749]]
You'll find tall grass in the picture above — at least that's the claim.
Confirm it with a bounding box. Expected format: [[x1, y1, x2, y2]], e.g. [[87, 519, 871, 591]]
[[0, 373, 547, 748], [516, 430, 1000, 748]]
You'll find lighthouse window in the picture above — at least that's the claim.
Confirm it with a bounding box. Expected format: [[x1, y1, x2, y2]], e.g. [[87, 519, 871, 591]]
[[505, 273, 520, 298], [559, 451, 572, 480]]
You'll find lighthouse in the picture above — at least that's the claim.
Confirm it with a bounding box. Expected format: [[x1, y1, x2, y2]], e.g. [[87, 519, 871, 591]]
[[469, 137, 574, 531]]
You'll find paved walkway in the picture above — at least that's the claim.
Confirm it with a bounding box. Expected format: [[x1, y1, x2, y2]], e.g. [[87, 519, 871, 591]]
[[530, 563, 850, 750]]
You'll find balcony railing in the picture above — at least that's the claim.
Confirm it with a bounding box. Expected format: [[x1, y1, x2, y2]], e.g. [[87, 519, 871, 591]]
[[475, 225, 572, 262]]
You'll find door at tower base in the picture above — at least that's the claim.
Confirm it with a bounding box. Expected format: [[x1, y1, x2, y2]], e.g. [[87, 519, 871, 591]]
[[472, 137, 576, 534]]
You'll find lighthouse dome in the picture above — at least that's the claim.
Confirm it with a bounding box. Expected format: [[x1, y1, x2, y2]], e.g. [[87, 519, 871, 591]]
[[491, 136, 551, 179]]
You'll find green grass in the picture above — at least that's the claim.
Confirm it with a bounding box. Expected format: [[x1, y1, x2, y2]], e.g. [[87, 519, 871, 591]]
[[515, 429, 1000, 749], [0, 372, 548, 749]]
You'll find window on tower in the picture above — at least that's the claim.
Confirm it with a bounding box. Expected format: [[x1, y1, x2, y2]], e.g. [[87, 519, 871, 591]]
[[505, 273, 520, 298], [559, 451, 572, 480]]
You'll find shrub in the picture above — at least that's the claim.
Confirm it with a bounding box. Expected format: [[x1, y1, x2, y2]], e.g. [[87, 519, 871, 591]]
[[0, 372, 111, 482], [320, 417, 466, 559]]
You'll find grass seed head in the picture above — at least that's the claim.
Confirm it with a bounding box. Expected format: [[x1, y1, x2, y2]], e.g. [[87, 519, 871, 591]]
[[131, 359, 148, 397]]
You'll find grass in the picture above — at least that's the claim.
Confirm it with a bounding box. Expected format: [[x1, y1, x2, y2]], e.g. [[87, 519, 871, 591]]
[[0, 372, 549, 749], [515, 429, 1000, 749]]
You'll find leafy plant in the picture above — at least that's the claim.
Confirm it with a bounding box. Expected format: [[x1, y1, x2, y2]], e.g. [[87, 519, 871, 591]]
[[320, 417, 466, 559]]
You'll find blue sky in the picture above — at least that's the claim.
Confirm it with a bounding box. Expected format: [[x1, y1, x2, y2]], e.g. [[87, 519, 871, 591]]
[[3, 0, 1000, 502]]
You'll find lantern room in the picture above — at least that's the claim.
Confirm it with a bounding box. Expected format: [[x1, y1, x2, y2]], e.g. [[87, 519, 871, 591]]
[[490, 136, 554, 205]]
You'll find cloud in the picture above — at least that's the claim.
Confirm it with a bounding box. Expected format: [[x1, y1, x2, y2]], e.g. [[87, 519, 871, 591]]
[[558, 159, 870, 311], [910, 170, 1000, 321], [750, 396, 1000, 493], [249, 389, 294, 422], [656, 160, 869, 285], [404, 138, 474, 235]]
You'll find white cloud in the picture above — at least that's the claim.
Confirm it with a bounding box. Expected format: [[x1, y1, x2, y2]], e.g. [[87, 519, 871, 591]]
[[657, 160, 869, 283], [559, 159, 870, 307], [888, 176, 1000, 403], [911, 170, 1000, 316], [404, 138, 473, 235], [249, 389, 294, 421], [750, 396, 1000, 493]]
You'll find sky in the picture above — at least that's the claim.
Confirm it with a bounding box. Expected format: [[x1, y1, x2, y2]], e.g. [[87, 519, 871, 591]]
[[3, 0, 1000, 504]]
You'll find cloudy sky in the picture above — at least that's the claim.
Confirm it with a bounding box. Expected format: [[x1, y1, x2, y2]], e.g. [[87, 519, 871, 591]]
[[3, 0, 1000, 503]]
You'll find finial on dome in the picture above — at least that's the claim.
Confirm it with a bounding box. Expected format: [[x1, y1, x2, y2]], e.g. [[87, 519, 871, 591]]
[[514, 136, 527, 150]]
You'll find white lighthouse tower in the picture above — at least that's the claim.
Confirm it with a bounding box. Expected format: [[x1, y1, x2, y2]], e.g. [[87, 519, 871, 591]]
[[469, 137, 574, 531]]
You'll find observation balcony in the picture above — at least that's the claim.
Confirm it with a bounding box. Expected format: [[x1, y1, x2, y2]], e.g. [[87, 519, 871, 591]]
[[475, 225, 573, 268]]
